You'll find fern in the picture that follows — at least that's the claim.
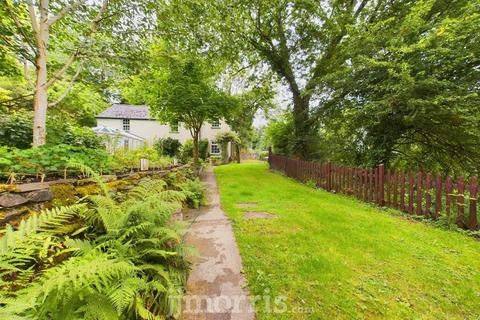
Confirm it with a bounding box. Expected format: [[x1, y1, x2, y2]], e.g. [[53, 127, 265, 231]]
[[0, 204, 84, 256]]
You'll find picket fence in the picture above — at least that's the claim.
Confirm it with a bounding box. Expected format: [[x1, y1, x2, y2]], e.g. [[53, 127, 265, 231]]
[[268, 154, 478, 231]]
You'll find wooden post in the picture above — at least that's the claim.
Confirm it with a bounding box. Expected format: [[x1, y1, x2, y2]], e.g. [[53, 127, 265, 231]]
[[408, 173, 414, 214], [400, 171, 406, 212], [325, 162, 331, 191], [425, 173, 432, 217], [457, 176, 465, 228], [386, 168, 391, 207], [435, 175, 442, 219], [374, 167, 378, 204], [369, 169, 374, 203], [393, 171, 398, 209], [468, 176, 478, 230], [364, 169, 368, 201], [379, 164, 385, 206], [446, 176, 453, 218], [416, 172, 423, 215]]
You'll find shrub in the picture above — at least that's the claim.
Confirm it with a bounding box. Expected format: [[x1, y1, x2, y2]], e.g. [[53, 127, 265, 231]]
[[199, 139, 209, 160], [0, 110, 32, 149], [113, 147, 171, 169], [154, 137, 182, 157], [0, 144, 116, 176], [178, 178, 207, 208], [179, 139, 209, 164], [179, 140, 193, 163], [0, 110, 104, 149]]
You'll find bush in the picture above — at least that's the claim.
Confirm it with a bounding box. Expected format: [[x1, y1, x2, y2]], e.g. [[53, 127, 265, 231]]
[[179, 178, 207, 208], [0, 110, 104, 149], [113, 147, 172, 169], [179, 139, 209, 164], [0, 110, 32, 149], [0, 144, 116, 176], [154, 137, 182, 157], [179, 140, 193, 164], [199, 139, 209, 160]]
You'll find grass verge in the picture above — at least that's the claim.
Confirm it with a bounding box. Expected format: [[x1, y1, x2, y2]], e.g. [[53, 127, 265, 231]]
[[214, 163, 480, 320]]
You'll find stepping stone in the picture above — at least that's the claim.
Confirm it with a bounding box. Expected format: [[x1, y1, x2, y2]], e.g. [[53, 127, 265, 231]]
[[236, 203, 257, 208], [243, 211, 276, 219]]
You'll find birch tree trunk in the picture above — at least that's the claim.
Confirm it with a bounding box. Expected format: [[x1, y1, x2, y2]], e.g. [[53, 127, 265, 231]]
[[32, 0, 49, 147]]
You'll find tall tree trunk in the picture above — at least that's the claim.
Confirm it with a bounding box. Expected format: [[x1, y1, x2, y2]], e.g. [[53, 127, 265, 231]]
[[192, 129, 200, 165], [32, 0, 49, 148], [291, 92, 311, 160], [32, 51, 48, 147]]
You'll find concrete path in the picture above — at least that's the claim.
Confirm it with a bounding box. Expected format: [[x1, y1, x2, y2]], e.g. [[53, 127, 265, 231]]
[[182, 167, 255, 320]]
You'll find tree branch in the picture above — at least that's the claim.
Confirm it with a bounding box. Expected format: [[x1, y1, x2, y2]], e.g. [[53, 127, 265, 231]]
[[4, 3, 37, 54], [48, 64, 82, 107], [27, 1, 39, 37], [47, 1, 83, 26], [46, 0, 110, 88]]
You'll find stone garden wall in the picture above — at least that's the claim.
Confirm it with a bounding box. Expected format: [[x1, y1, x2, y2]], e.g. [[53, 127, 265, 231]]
[[0, 165, 190, 226]]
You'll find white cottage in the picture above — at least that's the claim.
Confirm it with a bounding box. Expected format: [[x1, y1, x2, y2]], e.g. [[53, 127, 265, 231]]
[[95, 104, 231, 155]]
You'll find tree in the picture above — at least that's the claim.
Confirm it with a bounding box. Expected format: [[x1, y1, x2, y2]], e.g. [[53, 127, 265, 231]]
[[123, 45, 235, 165], [1, 0, 115, 147], [318, 0, 480, 174], [156, 0, 390, 159]]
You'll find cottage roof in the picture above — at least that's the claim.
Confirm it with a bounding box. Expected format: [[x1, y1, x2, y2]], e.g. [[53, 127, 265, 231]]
[[97, 104, 153, 120]]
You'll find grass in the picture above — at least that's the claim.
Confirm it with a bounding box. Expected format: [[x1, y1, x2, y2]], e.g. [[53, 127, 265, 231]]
[[214, 163, 480, 320]]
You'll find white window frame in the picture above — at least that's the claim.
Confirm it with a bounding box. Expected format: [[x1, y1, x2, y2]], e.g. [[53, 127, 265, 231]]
[[122, 119, 130, 132], [210, 141, 220, 155], [211, 119, 220, 129]]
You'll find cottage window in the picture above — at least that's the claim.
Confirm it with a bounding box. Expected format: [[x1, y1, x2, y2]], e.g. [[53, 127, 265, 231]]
[[122, 119, 130, 132], [210, 142, 220, 154], [123, 139, 129, 150], [211, 119, 220, 129]]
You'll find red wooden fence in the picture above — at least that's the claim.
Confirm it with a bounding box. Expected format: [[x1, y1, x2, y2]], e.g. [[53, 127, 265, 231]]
[[268, 153, 479, 231]]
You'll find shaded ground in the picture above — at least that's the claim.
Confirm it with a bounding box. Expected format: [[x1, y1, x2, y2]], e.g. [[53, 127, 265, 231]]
[[215, 163, 480, 320], [182, 167, 255, 320]]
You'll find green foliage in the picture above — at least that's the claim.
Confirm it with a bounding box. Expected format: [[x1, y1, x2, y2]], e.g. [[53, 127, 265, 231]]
[[0, 144, 115, 176], [178, 178, 207, 209], [123, 44, 237, 164], [154, 137, 182, 157], [0, 168, 199, 319], [179, 139, 209, 164], [113, 147, 172, 169], [198, 139, 209, 160], [0, 110, 104, 149], [0, 110, 32, 149], [263, 114, 294, 156]]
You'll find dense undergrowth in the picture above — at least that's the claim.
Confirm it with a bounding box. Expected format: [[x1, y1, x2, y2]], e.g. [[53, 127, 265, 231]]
[[0, 166, 205, 319], [0, 145, 172, 183]]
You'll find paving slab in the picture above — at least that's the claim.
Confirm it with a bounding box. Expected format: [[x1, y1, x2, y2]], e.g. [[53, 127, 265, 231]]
[[182, 167, 255, 320]]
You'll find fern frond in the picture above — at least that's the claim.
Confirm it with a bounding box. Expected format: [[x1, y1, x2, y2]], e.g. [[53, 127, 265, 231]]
[[0, 204, 83, 256], [68, 161, 110, 197]]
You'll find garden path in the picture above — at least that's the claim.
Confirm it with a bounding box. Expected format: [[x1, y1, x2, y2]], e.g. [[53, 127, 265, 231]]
[[181, 167, 255, 320]]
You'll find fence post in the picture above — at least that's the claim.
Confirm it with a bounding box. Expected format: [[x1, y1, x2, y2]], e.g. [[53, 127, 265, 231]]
[[393, 170, 398, 209], [435, 175, 442, 219], [379, 164, 385, 206], [469, 176, 478, 230], [400, 171, 406, 212], [416, 172, 423, 215], [446, 176, 453, 218], [425, 173, 432, 217], [327, 163, 332, 191], [457, 176, 465, 228]]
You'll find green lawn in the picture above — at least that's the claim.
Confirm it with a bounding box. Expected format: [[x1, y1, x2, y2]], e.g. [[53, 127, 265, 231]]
[[214, 163, 480, 320]]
